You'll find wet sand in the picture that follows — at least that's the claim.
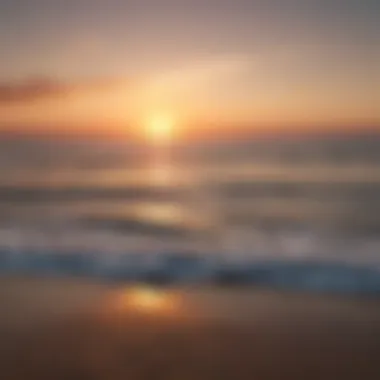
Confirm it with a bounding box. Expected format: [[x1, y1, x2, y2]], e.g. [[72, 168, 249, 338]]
[[0, 277, 379, 379]]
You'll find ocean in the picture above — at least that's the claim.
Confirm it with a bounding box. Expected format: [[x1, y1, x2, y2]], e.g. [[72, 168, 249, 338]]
[[0, 133, 379, 272]]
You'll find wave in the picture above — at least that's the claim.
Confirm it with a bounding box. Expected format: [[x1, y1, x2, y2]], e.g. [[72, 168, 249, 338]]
[[0, 248, 380, 295], [83, 215, 202, 237], [0, 185, 180, 203], [215, 181, 380, 202]]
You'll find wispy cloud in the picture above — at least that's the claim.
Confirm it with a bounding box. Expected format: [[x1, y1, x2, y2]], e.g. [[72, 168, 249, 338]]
[[0, 78, 66, 103], [141, 55, 251, 96], [132, 55, 253, 117], [0, 77, 127, 104]]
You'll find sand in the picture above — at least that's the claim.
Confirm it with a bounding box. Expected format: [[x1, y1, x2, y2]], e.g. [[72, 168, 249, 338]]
[[0, 277, 379, 379]]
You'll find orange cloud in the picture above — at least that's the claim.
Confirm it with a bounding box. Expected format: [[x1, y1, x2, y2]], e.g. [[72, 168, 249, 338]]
[[0, 77, 126, 104], [0, 78, 66, 103]]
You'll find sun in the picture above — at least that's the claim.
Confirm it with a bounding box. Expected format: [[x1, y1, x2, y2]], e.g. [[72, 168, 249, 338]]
[[146, 113, 175, 144]]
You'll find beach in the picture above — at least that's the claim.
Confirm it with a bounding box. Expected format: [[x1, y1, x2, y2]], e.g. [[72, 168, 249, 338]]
[[0, 277, 379, 380]]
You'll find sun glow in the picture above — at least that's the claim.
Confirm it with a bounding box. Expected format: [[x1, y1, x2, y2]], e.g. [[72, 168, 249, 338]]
[[146, 113, 175, 144], [115, 286, 181, 314]]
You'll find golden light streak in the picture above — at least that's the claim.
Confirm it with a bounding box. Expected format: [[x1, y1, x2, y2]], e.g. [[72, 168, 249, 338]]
[[115, 286, 181, 314]]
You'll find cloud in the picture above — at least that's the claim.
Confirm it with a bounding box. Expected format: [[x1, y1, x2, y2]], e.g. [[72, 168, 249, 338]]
[[0, 77, 126, 104], [142, 55, 251, 96], [0, 55, 251, 107], [131, 54, 253, 117], [0, 78, 66, 103]]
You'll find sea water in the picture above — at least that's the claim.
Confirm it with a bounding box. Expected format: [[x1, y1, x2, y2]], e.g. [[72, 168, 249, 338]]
[[0, 134, 379, 290]]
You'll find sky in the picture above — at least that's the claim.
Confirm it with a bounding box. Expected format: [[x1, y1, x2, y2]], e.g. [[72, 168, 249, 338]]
[[0, 0, 379, 139]]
